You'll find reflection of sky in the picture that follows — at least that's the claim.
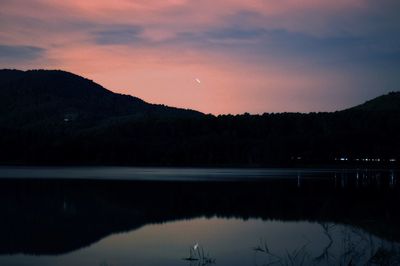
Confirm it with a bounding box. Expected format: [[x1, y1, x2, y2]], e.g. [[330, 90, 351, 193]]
[[0, 217, 396, 266], [1, 1, 400, 114]]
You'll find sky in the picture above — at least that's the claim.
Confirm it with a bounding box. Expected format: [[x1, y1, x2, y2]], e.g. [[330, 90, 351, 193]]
[[1, 0, 399, 114]]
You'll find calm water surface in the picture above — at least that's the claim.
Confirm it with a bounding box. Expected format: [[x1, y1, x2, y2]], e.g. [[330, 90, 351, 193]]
[[1, 218, 398, 266], [0, 168, 398, 265], [0, 166, 389, 181]]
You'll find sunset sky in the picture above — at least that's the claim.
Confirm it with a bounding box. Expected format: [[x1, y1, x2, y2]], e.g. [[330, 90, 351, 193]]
[[1, 0, 399, 114]]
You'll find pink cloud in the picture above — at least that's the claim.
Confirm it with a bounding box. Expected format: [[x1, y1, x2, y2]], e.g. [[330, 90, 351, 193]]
[[0, 0, 395, 114], [40, 42, 353, 114]]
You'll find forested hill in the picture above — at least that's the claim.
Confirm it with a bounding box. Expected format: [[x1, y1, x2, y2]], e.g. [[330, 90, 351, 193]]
[[345, 91, 400, 113], [0, 69, 399, 166], [0, 69, 203, 129]]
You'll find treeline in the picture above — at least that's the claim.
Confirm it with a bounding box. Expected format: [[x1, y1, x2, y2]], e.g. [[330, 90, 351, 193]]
[[0, 70, 399, 167], [0, 109, 399, 166]]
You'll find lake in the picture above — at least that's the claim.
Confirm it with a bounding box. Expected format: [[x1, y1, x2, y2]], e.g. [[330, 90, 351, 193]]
[[0, 167, 398, 265]]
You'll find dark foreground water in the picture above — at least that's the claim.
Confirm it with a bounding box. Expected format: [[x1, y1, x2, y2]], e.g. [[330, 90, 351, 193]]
[[0, 168, 399, 266]]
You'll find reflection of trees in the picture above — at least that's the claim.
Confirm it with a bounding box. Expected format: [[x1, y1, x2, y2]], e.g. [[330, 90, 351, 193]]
[[0, 178, 399, 255], [253, 226, 400, 266], [338, 227, 400, 266], [253, 238, 311, 266], [253, 239, 283, 265], [183, 244, 216, 266], [314, 223, 335, 264]]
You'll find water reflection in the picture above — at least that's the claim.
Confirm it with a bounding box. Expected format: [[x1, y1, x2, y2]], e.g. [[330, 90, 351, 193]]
[[0, 218, 398, 266], [251, 222, 400, 266], [0, 169, 398, 265]]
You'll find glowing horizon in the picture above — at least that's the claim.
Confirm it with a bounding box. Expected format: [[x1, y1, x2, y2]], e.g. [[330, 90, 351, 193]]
[[1, 0, 399, 114]]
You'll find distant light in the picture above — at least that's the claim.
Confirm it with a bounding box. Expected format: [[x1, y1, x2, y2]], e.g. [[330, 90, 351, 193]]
[[340, 158, 348, 161], [390, 159, 397, 162], [64, 118, 69, 122]]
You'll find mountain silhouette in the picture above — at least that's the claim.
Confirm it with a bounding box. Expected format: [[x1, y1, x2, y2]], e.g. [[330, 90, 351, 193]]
[[0, 69, 399, 166], [0, 69, 202, 129], [347, 91, 400, 112]]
